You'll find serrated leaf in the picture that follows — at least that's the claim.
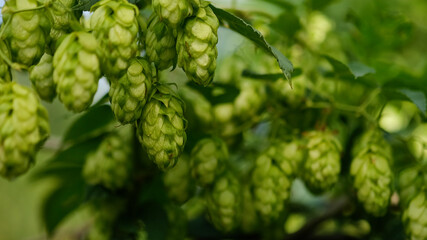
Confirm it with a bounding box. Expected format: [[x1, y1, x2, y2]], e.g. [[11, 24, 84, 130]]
[[323, 55, 376, 86], [209, 4, 294, 85], [399, 89, 427, 115], [242, 68, 302, 81]]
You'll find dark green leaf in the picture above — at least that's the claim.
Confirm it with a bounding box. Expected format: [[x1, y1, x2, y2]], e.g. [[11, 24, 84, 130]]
[[73, 0, 99, 11], [306, 0, 337, 10], [62, 105, 114, 144], [140, 202, 169, 240], [242, 68, 302, 81], [186, 81, 240, 105], [270, 11, 302, 38], [399, 89, 426, 114], [348, 62, 376, 79], [323, 55, 376, 86], [209, 4, 294, 84]]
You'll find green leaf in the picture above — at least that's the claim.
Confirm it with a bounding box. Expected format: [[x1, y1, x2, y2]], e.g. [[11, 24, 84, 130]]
[[62, 105, 114, 144], [323, 55, 376, 85], [399, 89, 427, 115], [186, 81, 240, 105], [348, 62, 376, 79], [242, 68, 302, 81], [270, 11, 302, 38], [73, 0, 99, 11], [209, 4, 294, 84]]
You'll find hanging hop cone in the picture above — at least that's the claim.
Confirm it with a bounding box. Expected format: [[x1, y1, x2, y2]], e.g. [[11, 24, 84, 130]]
[[399, 166, 427, 207], [190, 137, 228, 187], [163, 154, 195, 204], [90, 0, 139, 79], [177, 2, 219, 86], [0, 82, 50, 179], [53, 31, 101, 112], [46, 0, 78, 49], [301, 130, 342, 194], [206, 172, 241, 232], [109, 57, 154, 124], [83, 126, 133, 190], [152, 0, 193, 29], [350, 129, 393, 217], [0, 40, 12, 83], [402, 190, 427, 240], [29, 53, 56, 102], [252, 145, 296, 222], [137, 85, 187, 170], [2, 0, 50, 66], [234, 81, 266, 120], [145, 14, 177, 70]]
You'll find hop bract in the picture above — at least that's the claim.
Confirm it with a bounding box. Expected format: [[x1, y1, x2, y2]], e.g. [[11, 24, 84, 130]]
[[177, 2, 219, 86], [53, 31, 101, 112], [402, 190, 427, 240], [137, 85, 187, 170], [399, 166, 427, 207], [90, 0, 139, 79], [0, 40, 11, 83], [29, 53, 56, 102], [0, 82, 50, 179], [152, 0, 193, 29], [110, 57, 153, 124]]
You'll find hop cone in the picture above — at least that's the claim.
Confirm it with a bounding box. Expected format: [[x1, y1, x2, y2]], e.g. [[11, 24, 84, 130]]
[[137, 85, 187, 170], [190, 137, 228, 187], [0, 40, 11, 83], [234, 81, 266, 119], [2, 0, 50, 66], [83, 126, 133, 190], [53, 31, 101, 112], [109, 57, 153, 124], [145, 14, 177, 70], [47, 0, 78, 48], [399, 166, 427, 207], [152, 0, 193, 29], [206, 172, 241, 232], [177, 3, 219, 86], [402, 190, 427, 240], [301, 130, 342, 194], [90, 0, 139, 78], [29, 53, 56, 102], [163, 154, 195, 204], [0, 82, 50, 179], [252, 145, 295, 222], [350, 129, 393, 216], [240, 184, 259, 233]]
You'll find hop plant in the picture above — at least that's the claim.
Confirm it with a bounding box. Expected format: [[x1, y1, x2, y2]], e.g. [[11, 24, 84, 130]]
[[83, 126, 133, 190], [0, 82, 50, 179], [0, 40, 12, 83], [163, 154, 195, 204], [252, 145, 295, 222], [190, 137, 228, 187], [177, 2, 219, 86], [46, 0, 77, 48], [399, 166, 427, 207], [145, 14, 177, 70], [206, 172, 241, 232], [137, 85, 187, 170], [152, 0, 193, 29], [53, 31, 101, 112], [109, 57, 153, 124], [90, 0, 139, 79], [29, 53, 56, 102], [234, 81, 266, 119], [2, 0, 50, 67], [402, 190, 427, 240], [301, 130, 342, 194], [350, 129, 393, 216]]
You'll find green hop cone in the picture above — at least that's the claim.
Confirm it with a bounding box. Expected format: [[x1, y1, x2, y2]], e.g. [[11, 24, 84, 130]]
[[0, 40, 12, 83], [402, 190, 427, 240], [29, 53, 56, 102], [152, 0, 193, 29], [0, 82, 50, 179], [109, 57, 153, 124], [177, 2, 219, 86], [190, 137, 228, 187], [137, 85, 187, 170], [2, 0, 50, 66], [53, 31, 101, 112], [90, 0, 139, 78], [163, 154, 195, 204], [252, 145, 295, 222], [206, 172, 241, 232], [145, 14, 177, 70], [234, 81, 266, 120], [46, 0, 77, 49], [301, 130, 342, 194], [83, 126, 133, 190], [399, 166, 427, 207]]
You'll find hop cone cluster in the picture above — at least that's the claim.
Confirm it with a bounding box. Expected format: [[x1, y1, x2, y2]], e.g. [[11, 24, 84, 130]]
[[206, 173, 241, 232], [110, 57, 153, 124], [0, 40, 11, 83], [90, 0, 139, 78], [177, 2, 219, 86], [83, 126, 133, 190], [190, 137, 228, 186], [29, 53, 56, 102], [2, 0, 50, 66], [152, 0, 193, 29], [47, 0, 77, 48], [399, 166, 427, 207], [163, 154, 194, 204], [252, 145, 295, 221], [53, 31, 101, 112], [137, 85, 187, 170], [0, 82, 49, 179], [402, 190, 427, 240], [301, 130, 342, 194], [145, 14, 177, 70], [350, 129, 393, 216]]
